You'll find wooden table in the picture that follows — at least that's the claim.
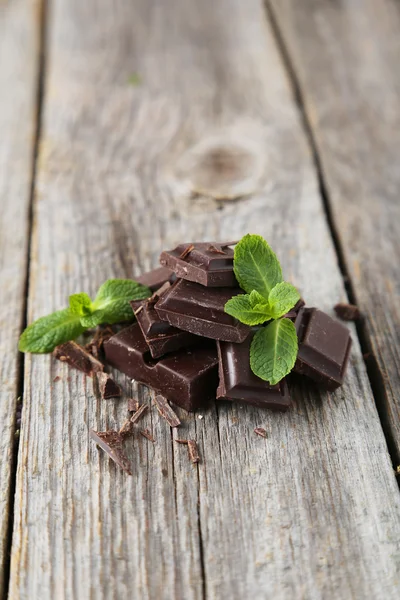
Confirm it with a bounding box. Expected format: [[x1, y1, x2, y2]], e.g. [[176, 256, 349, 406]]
[[1, 1, 400, 598]]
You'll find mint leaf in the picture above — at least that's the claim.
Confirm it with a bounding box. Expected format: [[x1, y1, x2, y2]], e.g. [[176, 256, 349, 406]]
[[91, 279, 151, 324], [69, 293, 92, 317], [233, 234, 282, 299], [250, 318, 298, 385], [268, 282, 300, 319], [225, 293, 272, 326], [18, 309, 85, 354]]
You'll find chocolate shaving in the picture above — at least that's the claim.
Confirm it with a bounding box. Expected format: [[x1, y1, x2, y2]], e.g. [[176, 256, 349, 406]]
[[119, 419, 135, 438], [90, 429, 132, 475], [140, 429, 155, 442], [207, 244, 226, 255], [130, 403, 148, 424], [128, 397, 139, 412], [179, 244, 195, 260], [254, 427, 268, 438], [95, 372, 121, 399], [188, 440, 200, 463], [334, 302, 361, 322], [175, 439, 188, 444], [54, 341, 104, 376], [154, 394, 181, 427]]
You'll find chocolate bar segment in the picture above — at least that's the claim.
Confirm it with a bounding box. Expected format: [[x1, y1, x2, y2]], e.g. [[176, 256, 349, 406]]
[[104, 324, 219, 411], [130, 297, 199, 359], [136, 266, 175, 291], [159, 241, 237, 287], [216, 332, 291, 410], [155, 279, 250, 343], [294, 307, 352, 390]]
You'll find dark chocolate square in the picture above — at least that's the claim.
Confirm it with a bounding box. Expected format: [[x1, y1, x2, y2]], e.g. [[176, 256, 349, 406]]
[[294, 307, 352, 389], [159, 241, 237, 287], [216, 332, 291, 410]]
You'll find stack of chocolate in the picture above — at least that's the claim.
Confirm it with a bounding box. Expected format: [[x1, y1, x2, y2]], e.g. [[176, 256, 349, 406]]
[[104, 242, 352, 412]]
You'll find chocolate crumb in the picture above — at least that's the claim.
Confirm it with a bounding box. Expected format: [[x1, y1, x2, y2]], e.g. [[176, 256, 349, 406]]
[[175, 439, 188, 444], [254, 427, 268, 438], [95, 372, 122, 399], [130, 403, 148, 424], [334, 303, 361, 321], [128, 397, 139, 412], [140, 429, 155, 442], [53, 376, 61, 383], [90, 429, 132, 475], [85, 326, 114, 359], [188, 440, 200, 463], [154, 394, 181, 427], [179, 244, 195, 260], [54, 341, 104, 376]]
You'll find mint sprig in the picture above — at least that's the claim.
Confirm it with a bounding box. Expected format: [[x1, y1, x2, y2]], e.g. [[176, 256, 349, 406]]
[[225, 234, 300, 385], [19, 279, 151, 354]]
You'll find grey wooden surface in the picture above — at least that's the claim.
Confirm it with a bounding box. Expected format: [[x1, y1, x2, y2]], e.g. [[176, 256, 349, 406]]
[[1, 0, 399, 599], [269, 0, 400, 460], [0, 0, 38, 594]]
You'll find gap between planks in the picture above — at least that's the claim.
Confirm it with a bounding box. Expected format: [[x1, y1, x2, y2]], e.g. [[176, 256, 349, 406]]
[[264, 0, 400, 475], [2, 0, 49, 598]]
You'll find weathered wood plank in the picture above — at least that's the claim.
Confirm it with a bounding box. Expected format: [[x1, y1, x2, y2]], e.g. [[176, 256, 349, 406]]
[[0, 0, 39, 593], [268, 0, 400, 460], [10, 0, 400, 598]]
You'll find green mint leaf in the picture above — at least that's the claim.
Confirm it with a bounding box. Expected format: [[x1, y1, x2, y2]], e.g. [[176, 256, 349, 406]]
[[250, 318, 298, 385], [233, 234, 282, 299], [69, 293, 93, 317], [225, 294, 272, 326], [80, 311, 106, 329], [91, 279, 151, 324], [18, 309, 85, 354], [267, 282, 300, 319]]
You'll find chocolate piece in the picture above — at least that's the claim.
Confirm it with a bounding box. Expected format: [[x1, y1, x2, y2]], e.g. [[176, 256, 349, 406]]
[[155, 279, 250, 343], [294, 308, 352, 390], [95, 372, 121, 399], [188, 440, 200, 463], [130, 296, 199, 359], [254, 427, 268, 438], [216, 332, 291, 410], [119, 419, 135, 438], [90, 429, 132, 475], [54, 341, 104, 376], [175, 439, 200, 463], [136, 266, 175, 291], [284, 298, 306, 320], [130, 403, 148, 424], [104, 324, 219, 411], [159, 241, 237, 287], [154, 394, 181, 427], [334, 302, 361, 321], [140, 429, 155, 442]]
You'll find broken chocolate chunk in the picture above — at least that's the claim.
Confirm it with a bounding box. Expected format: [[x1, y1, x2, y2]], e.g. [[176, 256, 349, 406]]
[[334, 302, 361, 322], [54, 341, 104, 376], [154, 394, 181, 427], [104, 324, 219, 411], [130, 295, 199, 359], [136, 266, 175, 291], [216, 332, 291, 411], [85, 326, 114, 359], [95, 372, 122, 399], [155, 279, 250, 343], [159, 241, 237, 287], [294, 307, 352, 390], [90, 429, 132, 475]]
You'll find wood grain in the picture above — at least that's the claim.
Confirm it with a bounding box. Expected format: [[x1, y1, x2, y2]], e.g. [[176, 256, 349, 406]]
[[268, 0, 400, 460], [9, 0, 400, 598], [0, 0, 39, 593]]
